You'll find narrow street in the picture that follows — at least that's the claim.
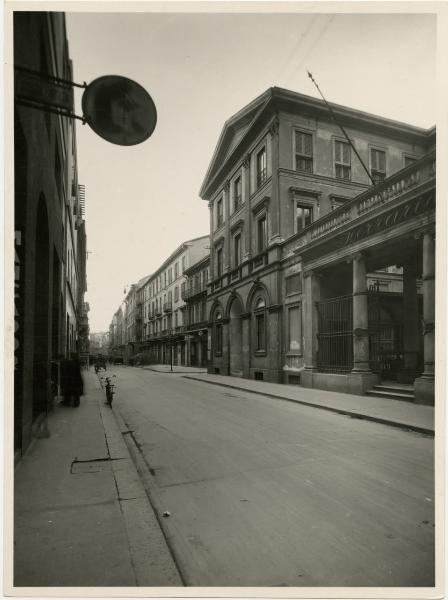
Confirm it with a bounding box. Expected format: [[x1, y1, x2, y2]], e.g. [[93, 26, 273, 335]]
[[110, 365, 435, 587]]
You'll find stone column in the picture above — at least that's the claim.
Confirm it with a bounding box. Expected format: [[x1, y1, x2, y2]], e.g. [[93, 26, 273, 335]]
[[208, 201, 215, 281], [350, 254, 378, 394], [241, 312, 251, 379], [352, 254, 370, 372], [224, 181, 231, 273], [268, 118, 281, 244], [414, 231, 435, 405], [243, 154, 252, 260], [197, 335, 202, 367], [301, 270, 320, 388], [398, 259, 419, 383]]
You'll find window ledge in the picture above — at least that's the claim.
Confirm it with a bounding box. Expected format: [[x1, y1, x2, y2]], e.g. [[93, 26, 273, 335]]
[[254, 350, 267, 356]]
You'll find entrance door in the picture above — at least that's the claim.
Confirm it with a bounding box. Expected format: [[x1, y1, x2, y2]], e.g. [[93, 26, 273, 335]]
[[368, 290, 403, 380], [229, 297, 243, 376]]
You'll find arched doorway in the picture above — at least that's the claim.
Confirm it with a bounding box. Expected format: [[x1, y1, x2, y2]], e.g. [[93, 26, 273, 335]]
[[32, 197, 50, 420], [229, 296, 243, 376]]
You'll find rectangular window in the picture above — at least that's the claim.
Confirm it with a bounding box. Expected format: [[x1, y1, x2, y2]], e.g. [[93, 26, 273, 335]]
[[174, 262, 179, 278], [296, 204, 313, 233], [234, 233, 241, 267], [181, 281, 185, 297], [168, 268, 172, 284], [215, 323, 223, 355], [334, 140, 351, 180], [256, 313, 266, 351], [288, 306, 301, 353], [174, 286, 179, 302], [256, 147, 267, 187], [216, 247, 223, 277], [174, 310, 178, 327], [370, 148, 386, 184], [181, 256, 186, 273], [216, 197, 224, 228], [257, 215, 267, 253], [233, 176, 242, 211], [295, 131, 313, 173]]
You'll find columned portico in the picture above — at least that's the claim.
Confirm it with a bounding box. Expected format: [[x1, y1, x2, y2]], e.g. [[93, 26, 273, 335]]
[[398, 258, 419, 383], [349, 254, 378, 394], [414, 231, 435, 404], [301, 270, 320, 388]]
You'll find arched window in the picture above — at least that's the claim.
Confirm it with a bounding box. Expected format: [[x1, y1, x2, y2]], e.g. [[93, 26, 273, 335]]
[[254, 296, 266, 352], [214, 310, 223, 355]]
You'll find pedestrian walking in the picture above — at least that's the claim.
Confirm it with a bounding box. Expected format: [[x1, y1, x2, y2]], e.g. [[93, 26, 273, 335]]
[[60, 354, 84, 407]]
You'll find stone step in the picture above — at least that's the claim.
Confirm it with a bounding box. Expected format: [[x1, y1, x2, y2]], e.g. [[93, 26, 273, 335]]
[[372, 383, 415, 395], [366, 389, 415, 402]]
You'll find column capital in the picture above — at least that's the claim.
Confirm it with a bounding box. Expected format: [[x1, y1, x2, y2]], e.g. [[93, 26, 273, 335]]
[[414, 227, 435, 241], [224, 179, 231, 193], [243, 153, 251, 169], [269, 116, 280, 137]]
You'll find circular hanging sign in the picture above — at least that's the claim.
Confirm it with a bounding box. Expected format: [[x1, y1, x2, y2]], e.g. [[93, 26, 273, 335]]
[[82, 75, 157, 146]]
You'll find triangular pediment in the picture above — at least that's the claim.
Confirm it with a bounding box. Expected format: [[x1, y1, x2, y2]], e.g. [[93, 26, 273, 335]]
[[200, 89, 272, 198]]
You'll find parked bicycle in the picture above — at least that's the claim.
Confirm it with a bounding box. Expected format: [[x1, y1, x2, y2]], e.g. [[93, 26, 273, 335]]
[[100, 374, 116, 407]]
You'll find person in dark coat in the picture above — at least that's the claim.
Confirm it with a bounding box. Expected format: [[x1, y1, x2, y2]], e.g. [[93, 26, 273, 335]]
[[60, 354, 84, 407]]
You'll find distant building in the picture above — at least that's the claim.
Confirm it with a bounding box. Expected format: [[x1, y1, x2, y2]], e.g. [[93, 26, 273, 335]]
[[89, 331, 110, 355], [199, 87, 435, 404], [109, 236, 209, 366], [14, 12, 88, 458], [182, 255, 209, 367], [140, 236, 209, 365]]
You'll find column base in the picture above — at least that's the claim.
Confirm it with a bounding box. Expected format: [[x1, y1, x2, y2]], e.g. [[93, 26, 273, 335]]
[[414, 376, 435, 405], [300, 368, 315, 389], [348, 371, 379, 395]]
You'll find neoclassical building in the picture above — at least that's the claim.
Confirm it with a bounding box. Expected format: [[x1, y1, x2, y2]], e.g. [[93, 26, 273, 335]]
[[200, 87, 435, 404]]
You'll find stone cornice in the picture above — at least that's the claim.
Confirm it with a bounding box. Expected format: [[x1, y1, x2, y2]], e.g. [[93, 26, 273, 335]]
[[279, 168, 370, 191]]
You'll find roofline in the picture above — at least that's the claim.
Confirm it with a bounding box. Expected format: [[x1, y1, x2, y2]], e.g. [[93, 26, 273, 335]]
[[184, 254, 210, 276], [200, 86, 434, 199]]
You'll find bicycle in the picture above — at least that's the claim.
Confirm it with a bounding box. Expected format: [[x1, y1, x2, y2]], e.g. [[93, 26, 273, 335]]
[[100, 374, 116, 407]]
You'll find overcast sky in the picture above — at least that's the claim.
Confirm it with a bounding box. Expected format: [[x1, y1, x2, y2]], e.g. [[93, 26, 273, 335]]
[[66, 9, 436, 333]]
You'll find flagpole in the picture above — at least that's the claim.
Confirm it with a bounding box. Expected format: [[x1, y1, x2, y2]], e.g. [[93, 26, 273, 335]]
[[307, 71, 375, 186]]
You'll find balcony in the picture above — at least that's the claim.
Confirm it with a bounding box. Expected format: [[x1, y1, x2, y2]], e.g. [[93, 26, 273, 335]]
[[182, 283, 207, 301], [250, 251, 268, 272], [155, 309, 162, 317], [163, 301, 173, 313]]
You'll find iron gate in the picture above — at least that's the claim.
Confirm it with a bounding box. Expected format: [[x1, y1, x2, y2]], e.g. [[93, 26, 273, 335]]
[[317, 295, 353, 373], [368, 285, 404, 379]]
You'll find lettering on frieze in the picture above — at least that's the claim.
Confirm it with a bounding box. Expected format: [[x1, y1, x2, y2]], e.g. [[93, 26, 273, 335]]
[[344, 193, 433, 247]]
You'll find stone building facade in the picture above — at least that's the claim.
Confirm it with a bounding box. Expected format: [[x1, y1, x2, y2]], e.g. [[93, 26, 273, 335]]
[[199, 87, 435, 404], [14, 12, 88, 457], [182, 256, 210, 367]]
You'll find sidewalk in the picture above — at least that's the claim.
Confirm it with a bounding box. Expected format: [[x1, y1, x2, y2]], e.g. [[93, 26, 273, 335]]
[[183, 373, 435, 436], [13, 369, 182, 588], [140, 364, 207, 374]]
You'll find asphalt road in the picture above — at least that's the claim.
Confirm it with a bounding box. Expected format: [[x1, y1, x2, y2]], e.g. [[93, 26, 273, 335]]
[[110, 365, 435, 587]]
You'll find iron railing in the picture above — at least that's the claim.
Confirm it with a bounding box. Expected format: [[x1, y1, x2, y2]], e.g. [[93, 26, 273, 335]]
[[317, 294, 353, 373]]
